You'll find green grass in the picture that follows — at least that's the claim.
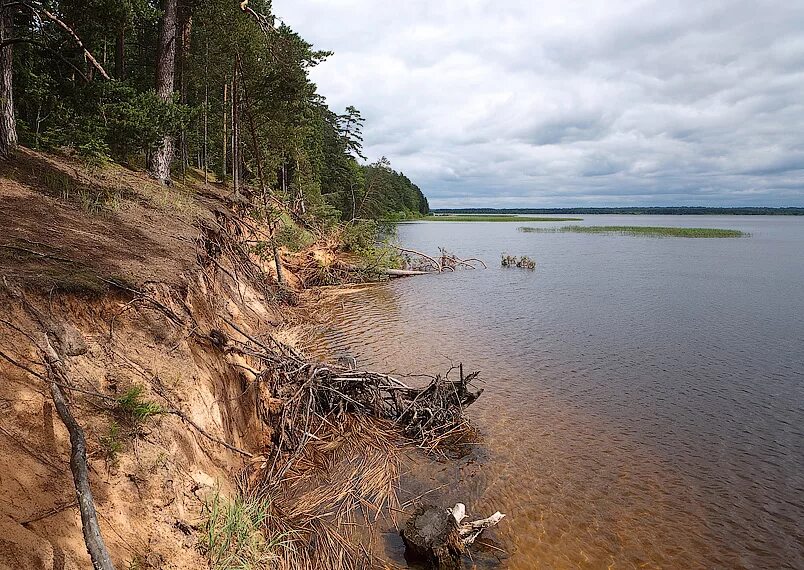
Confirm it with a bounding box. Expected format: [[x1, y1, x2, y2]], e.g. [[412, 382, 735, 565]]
[[200, 492, 289, 570], [116, 385, 165, 424], [518, 225, 747, 238], [429, 214, 583, 222]]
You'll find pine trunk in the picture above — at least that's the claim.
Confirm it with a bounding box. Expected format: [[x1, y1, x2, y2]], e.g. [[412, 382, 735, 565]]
[[147, 0, 178, 184], [222, 81, 227, 177], [115, 26, 126, 79], [177, 6, 192, 174], [0, 8, 18, 159]]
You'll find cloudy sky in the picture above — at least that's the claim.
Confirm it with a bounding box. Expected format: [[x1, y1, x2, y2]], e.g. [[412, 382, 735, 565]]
[[272, 0, 804, 208]]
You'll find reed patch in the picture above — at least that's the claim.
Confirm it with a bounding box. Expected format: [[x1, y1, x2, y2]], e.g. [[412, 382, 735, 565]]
[[518, 225, 747, 238]]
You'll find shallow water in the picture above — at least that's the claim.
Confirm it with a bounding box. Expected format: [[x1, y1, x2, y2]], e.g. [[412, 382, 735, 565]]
[[317, 215, 804, 569]]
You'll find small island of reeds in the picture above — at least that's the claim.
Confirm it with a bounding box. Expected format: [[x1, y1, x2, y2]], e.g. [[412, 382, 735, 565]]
[[431, 214, 582, 222], [518, 225, 747, 238]]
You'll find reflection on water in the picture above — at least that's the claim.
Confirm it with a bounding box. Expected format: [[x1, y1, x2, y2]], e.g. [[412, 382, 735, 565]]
[[316, 216, 804, 569]]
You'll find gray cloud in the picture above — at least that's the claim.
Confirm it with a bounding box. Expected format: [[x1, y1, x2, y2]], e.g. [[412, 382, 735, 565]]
[[273, 0, 804, 207]]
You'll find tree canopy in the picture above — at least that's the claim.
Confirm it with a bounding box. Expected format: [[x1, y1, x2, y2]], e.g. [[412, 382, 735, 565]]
[[0, 0, 429, 221]]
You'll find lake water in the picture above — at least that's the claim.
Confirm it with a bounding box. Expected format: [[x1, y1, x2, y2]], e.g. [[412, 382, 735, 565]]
[[317, 216, 804, 569]]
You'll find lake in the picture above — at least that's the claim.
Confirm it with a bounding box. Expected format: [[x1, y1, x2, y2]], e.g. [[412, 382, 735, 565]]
[[317, 215, 804, 569]]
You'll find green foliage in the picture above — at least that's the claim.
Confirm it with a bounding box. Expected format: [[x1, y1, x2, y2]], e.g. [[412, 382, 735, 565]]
[[340, 220, 402, 271], [200, 492, 288, 570], [341, 220, 381, 256], [103, 88, 193, 161], [275, 222, 315, 252], [351, 157, 429, 221], [116, 385, 165, 425], [9, 0, 430, 227]]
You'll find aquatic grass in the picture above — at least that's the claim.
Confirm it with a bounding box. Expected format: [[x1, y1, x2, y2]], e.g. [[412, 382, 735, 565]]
[[429, 214, 582, 222], [518, 225, 747, 238]]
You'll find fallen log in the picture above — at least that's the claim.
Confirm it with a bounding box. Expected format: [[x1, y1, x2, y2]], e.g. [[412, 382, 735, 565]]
[[383, 268, 430, 277]]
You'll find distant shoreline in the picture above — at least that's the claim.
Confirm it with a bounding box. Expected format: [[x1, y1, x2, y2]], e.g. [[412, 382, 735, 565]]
[[432, 207, 804, 216]]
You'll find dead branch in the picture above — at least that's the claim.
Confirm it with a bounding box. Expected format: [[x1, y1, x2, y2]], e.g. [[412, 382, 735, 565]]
[[167, 406, 254, 458], [23, 1, 111, 80], [42, 335, 115, 570], [20, 499, 79, 526], [392, 245, 441, 272], [238, 0, 275, 37]]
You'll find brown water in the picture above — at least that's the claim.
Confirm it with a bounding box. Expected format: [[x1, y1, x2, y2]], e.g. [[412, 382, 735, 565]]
[[317, 216, 804, 569]]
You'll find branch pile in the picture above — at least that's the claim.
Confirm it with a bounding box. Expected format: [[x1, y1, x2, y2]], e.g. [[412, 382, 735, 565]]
[[223, 320, 483, 458], [222, 321, 484, 569]]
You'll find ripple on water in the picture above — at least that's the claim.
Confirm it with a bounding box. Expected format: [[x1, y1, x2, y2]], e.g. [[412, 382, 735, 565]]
[[315, 217, 804, 569]]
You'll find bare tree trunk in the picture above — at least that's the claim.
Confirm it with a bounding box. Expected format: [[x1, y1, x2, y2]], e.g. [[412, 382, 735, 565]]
[[177, 5, 192, 176], [222, 80, 227, 178], [115, 26, 125, 79], [203, 42, 208, 184], [231, 66, 240, 197], [147, 0, 178, 184], [0, 7, 18, 159]]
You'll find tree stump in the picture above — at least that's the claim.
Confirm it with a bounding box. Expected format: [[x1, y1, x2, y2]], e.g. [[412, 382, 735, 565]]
[[401, 504, 463, 570]]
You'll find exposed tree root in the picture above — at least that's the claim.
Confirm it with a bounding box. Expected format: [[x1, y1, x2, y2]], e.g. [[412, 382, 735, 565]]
[[42, 335, 115, 570]]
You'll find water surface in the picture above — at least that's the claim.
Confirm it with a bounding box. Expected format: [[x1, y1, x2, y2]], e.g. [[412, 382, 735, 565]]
[[318, 215, 804, 569]]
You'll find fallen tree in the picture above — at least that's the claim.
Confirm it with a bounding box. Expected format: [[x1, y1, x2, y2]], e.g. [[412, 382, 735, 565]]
[[395, 246, 487, 273]]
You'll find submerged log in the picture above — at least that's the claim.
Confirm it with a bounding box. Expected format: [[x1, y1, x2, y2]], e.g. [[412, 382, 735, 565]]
[[401, 504, 463, 570], [383, 268, 430, 277]]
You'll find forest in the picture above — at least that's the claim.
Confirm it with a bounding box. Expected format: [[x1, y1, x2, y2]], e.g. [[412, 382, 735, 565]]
[[435, 207, 804, 215], [0, 0, 430, 222]]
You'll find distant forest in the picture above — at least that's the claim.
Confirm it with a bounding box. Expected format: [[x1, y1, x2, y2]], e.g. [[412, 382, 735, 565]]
[[434, 207, 804, 216]]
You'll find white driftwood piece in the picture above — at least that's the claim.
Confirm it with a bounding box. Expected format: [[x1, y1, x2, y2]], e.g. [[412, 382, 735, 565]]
[[450, 502, 506, 545]]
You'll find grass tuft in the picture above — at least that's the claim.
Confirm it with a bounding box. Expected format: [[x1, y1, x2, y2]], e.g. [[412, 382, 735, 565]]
[[116, 385, 165, 424], [518, 225, 747, 238], [200, 492, 289, 570]]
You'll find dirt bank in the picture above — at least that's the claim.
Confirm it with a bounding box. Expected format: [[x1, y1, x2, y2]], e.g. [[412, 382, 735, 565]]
[[0, 148, 484, 570]]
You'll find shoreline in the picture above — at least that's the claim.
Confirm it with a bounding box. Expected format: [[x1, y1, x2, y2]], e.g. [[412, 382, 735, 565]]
[[0, 147, 481, 569]]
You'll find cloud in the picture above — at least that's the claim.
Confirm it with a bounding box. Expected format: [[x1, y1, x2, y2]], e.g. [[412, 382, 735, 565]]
[[272, 0, 804, 207]]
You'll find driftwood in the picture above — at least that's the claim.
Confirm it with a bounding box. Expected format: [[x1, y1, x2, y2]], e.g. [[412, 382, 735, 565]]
[[450, 503, 506, 545], [501, 254, 536, 270], [42, 335, 115, 570], [383, 268, 429, 277]]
